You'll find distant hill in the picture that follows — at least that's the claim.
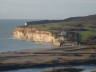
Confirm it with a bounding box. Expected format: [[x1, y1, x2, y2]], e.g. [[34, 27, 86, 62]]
[[26, 14, 96, 40], [63, 14, 96, 27], [27, 20, 65, 25], [27, 14, 96, 25], [64, 14, 96, 22]]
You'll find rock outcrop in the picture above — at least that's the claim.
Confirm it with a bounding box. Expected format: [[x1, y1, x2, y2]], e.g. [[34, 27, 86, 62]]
[[13, 26, 59, 45]]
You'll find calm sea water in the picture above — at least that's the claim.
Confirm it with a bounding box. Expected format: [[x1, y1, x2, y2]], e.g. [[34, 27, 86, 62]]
[[0, 19, 52, 52]]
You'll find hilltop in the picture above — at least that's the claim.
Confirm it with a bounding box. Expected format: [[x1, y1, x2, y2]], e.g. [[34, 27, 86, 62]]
[[26, 14, 96, 41]]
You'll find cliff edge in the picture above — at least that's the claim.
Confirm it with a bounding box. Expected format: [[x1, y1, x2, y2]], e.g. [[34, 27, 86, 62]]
[[13, 26, 59, 45]]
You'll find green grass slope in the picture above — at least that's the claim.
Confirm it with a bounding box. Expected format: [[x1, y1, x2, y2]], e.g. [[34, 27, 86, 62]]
[[26, 14, 96, 41]]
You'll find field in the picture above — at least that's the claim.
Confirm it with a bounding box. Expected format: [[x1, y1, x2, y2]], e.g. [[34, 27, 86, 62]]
[[26, 14, 96, 41]]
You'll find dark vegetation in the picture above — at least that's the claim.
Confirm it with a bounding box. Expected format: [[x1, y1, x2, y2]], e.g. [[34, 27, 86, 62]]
[[27, 14, 96, 41], [27, 20, 65, 25]]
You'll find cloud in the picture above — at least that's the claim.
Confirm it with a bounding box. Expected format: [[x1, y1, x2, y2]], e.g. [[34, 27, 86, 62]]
[[0, 0, 96, 19], [78, 0, 96, 3]]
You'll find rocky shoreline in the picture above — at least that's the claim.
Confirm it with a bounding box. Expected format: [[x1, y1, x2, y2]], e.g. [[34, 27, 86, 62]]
[[0, 45, 96, 71]]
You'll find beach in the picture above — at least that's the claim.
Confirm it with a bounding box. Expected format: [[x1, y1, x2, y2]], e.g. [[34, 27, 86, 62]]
[[0, 45, 96, 71]]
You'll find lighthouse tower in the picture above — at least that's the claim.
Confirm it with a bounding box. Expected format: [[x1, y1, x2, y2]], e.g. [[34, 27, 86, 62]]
[[24, 22, 27, 26]]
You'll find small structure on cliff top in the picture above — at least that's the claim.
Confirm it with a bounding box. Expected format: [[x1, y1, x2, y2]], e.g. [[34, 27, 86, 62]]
[[24, 22, 27, 26]]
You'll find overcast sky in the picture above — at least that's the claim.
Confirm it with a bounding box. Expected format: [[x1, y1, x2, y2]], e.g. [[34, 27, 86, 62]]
[[0, 0, 96, 19]]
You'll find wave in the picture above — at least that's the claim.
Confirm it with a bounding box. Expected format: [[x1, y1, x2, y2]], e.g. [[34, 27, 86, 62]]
[[7, 37, 15, 40], [0, 37, 15, 40]]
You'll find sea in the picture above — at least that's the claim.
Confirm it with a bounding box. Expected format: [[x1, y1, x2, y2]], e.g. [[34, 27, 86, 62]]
[[0, 19, 52, 52]]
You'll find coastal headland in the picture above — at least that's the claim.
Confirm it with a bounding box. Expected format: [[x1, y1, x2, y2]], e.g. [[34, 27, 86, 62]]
[[1, 14, 96, 71], [13, 14, 96, 45]]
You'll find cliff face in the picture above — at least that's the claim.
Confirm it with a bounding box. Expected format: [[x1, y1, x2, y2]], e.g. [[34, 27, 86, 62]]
[[13, 26, 59, 45]]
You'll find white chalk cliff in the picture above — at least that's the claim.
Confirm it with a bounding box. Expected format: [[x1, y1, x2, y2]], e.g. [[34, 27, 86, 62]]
[[13, 26, 59, 45]]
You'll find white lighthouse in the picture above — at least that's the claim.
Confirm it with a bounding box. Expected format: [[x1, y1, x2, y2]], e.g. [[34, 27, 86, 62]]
[[24, 22, 27, 26]]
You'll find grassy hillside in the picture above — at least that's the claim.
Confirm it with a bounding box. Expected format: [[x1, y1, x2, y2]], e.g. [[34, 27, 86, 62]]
[[26, 14, 96, 41]]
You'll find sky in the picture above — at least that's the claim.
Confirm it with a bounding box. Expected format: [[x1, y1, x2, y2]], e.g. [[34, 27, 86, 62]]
[[0, 0, 96, 19]]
